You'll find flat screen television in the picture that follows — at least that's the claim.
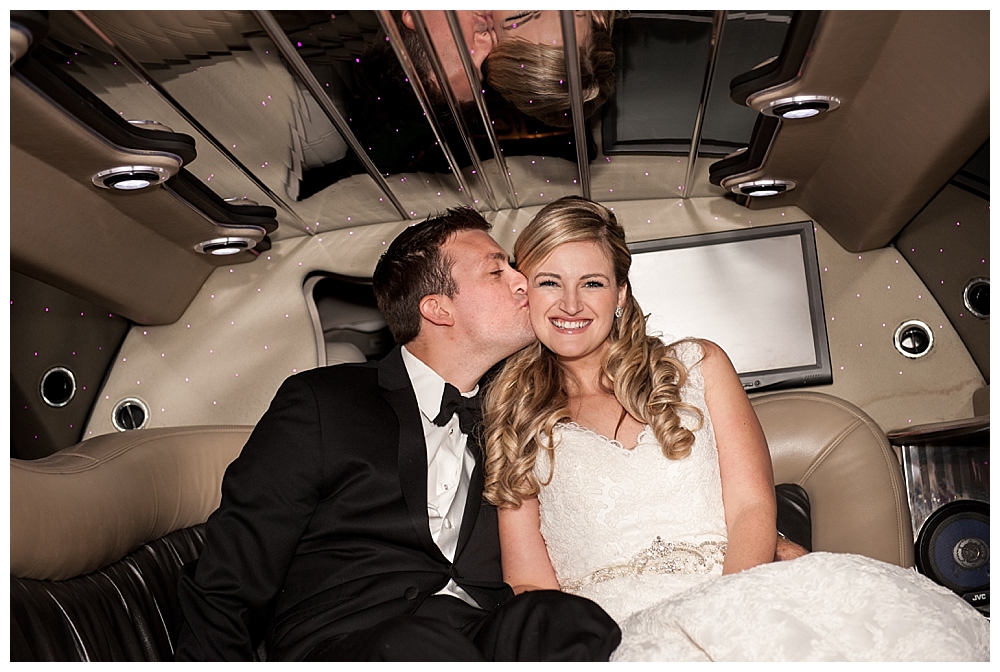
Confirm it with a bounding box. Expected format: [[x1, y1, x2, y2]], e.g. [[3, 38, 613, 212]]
[[628, 220, 832, 391]]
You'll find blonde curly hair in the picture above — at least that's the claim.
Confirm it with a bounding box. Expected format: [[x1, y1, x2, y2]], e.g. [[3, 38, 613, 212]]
[[483, 196, 703, 509]]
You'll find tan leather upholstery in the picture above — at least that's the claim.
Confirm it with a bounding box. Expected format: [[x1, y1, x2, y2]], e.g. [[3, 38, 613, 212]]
[[326, 341, 367, 366], [12, 392, 914, 580], [752, 391, 914, 567], [10, 426, 251, 581]]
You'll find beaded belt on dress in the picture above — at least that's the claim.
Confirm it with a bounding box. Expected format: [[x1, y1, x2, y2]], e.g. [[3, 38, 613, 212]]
[[562, 537, 727, 592]]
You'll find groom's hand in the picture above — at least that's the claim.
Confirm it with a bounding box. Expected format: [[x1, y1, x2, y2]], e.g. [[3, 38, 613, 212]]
[[774, 537, 809, 561]]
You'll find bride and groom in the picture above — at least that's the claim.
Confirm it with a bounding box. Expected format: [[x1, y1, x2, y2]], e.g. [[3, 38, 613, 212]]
[[176, 198, 988, 661]]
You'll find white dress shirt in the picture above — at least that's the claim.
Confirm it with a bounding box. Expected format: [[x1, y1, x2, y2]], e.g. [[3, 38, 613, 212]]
[[401, 346, 479, 606]]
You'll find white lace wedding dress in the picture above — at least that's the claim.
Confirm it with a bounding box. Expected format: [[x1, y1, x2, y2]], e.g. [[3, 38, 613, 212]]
[[534, 341, 989, 661]]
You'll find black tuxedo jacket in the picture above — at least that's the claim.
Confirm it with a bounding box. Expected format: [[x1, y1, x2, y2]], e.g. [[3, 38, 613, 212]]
[[175, 347, 512, 661]]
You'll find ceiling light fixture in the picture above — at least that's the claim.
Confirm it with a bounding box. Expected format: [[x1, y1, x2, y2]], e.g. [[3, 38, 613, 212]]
[[733, 179, 795, 198], [92, 165, 171, 191], [194, 237, 258, 256], [762, 95, 841, 119]]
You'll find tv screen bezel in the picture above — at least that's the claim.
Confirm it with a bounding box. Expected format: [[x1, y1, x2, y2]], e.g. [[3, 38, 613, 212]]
[[628, 220, 832, 392]]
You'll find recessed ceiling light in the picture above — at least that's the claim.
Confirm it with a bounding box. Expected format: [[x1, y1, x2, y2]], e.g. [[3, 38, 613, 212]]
[[105, 173, 160, 190], [194, 237, 257, 255], [761, 95, 841, 119], [734, 179, 795, 197], [92, 165, 171, 191]]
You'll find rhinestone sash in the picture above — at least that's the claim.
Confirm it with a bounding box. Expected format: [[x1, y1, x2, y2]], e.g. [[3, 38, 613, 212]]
[[562, 537, 727, 592]]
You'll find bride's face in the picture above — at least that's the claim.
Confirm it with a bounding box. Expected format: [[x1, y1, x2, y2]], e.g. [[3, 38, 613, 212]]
[[525, 240, 626, 365]]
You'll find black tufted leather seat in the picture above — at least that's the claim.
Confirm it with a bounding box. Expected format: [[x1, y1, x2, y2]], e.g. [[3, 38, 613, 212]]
[[10, 426, 251, 662], [11, 526, 206, 661]]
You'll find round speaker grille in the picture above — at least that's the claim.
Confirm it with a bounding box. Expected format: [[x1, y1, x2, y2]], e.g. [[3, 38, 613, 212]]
[[916, 500, 989, 597], [40, 367, 76, 407]]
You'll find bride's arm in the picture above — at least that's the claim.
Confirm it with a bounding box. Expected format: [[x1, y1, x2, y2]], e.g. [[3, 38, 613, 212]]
[[498, 496, 562, 594], [699, 340, 778, 574]]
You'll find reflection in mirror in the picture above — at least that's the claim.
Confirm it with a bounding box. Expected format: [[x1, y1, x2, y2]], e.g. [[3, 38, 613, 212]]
[[37, 11, 309, 232], [603, 11, 792, 155], [24, 10, 799, 227], [589, 11, 793, 202], [29, 10, 629, 224], [38, 10, 405, 232], [348, 12, 616, 178], [394, 10, 615, 128]]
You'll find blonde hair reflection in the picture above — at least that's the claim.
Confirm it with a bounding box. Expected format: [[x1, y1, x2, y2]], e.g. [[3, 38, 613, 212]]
[[483, 196, 703, 509], [483, 11, 616, 128]]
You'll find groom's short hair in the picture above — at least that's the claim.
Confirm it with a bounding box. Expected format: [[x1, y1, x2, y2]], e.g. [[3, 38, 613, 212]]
[[373, 207, 492, 344]]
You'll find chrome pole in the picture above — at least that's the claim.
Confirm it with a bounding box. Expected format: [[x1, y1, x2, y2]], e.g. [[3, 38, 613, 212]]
[[444, 9, 518, 208], [560, 10, 590, 200], [410, 10, 497, 210], [74, 10, 314, 232], [254, 10, 410, 220], [377, 10, 475, 209], [682, 10, 727, 200]]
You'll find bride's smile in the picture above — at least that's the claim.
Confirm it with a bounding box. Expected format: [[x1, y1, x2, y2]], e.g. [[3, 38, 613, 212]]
[[550, 318, 592, 332]]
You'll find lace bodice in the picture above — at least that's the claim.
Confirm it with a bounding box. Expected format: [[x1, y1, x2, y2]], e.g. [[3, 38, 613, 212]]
[[534, 341, 727, 591]]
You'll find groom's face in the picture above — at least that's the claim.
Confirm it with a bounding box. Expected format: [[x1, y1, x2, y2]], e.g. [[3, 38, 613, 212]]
[[443, 229, 534, 361]]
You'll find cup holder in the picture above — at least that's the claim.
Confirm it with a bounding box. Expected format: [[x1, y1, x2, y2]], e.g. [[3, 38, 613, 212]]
[[963, 277, 989, 319], [894, 320, 934, 359]]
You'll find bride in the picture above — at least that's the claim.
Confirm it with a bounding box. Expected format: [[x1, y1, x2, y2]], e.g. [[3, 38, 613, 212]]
[[482, 196, 988, 661]]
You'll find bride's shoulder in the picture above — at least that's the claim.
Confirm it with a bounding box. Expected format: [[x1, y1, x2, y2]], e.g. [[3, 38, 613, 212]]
[[663, 337, 709, 368]]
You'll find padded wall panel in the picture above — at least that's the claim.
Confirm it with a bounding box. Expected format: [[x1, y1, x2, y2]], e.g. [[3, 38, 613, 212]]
[[10, 272, 130, 460], [896, 185, 989, 383], [797, 225, 984, 430]]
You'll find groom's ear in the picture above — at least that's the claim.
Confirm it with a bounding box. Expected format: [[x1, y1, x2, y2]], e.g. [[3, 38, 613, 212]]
[[419, 294, 455, 327]]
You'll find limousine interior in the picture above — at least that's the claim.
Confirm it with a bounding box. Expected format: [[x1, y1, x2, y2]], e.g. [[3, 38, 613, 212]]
[[10, 9, 989, 660]]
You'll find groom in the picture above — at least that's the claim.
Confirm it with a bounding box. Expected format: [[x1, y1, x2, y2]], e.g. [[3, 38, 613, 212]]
[[175, 208, 621, 661]]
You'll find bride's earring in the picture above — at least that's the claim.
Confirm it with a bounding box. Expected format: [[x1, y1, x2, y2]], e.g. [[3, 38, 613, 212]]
[[615, 306, 623, 319]]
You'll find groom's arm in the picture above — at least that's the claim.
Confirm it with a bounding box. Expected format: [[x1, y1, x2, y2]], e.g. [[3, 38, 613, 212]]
[[175, 374, 325, 661], [775, 537, 809, 561]]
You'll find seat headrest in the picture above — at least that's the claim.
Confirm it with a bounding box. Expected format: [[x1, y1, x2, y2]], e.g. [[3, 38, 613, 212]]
[[326, 341, 366, 365], [752, 391, 914, 567], [10, 425, 251, 580]]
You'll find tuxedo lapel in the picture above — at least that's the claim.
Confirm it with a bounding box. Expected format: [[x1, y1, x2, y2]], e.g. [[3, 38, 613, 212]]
[[378, 347, 448, 563]]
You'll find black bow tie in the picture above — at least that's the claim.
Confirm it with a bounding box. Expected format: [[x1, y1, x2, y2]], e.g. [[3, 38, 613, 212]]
[[432, 383, 482, 435]]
